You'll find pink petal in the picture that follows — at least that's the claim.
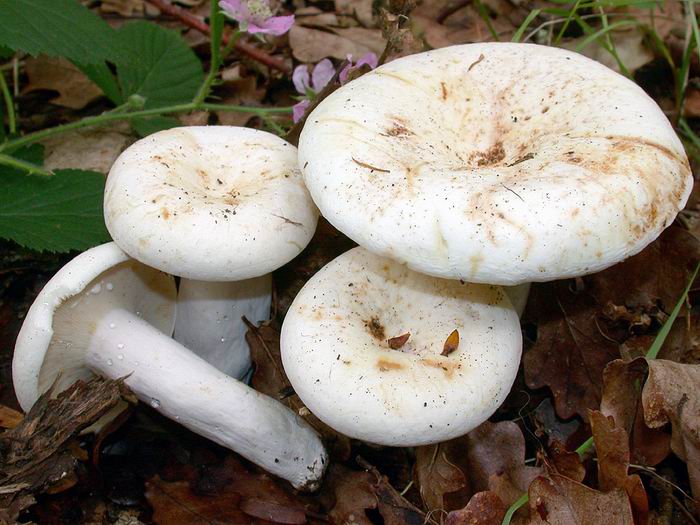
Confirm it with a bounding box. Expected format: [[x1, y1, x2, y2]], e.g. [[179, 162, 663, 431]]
[[338, 63, 352, 84], [219, 0, 251, 22], [355, 52, 378, 70], [292, 100, 311, 123], [248, 14, 295, 35], [311, 59, 335, 92], [292, 65, 311, 95]]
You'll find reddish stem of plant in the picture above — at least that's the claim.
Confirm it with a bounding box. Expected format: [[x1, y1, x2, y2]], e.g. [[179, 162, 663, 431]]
[[147, 0, 291, 74]]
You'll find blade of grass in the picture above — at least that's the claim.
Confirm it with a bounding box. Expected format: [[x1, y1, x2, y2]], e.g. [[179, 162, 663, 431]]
[[647, 260, 700, 359], [512, 9, 541, 42]]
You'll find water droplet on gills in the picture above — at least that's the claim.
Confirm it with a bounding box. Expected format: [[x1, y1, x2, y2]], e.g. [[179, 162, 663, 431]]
[[117, 343, 124, 349], [117, 354, 124, 360], [90, 284, 102, 294], [106, 359, 113, 366], [150, 398, 161, 408], [106, 282, 114, 291], [109, 323, 116, 329]]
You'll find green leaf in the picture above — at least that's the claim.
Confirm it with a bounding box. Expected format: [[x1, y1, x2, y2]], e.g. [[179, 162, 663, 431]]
[[0, 0, 124, 66], [0, 167, 110, 252], [77, 62, 123, 105], [116, 21, 203, 109], [131, 116, 181, 137], [0, 45, 13, 59]]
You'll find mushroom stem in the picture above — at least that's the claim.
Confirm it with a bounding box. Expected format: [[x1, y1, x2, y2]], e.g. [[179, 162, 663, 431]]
[[84, 308, 327, 490], [173, 276, 272, 379]]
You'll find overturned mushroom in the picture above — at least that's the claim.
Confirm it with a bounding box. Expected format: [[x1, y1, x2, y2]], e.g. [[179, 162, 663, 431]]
[[12, 243, 327, 490], [298, 43, 692, 285], [104, 126, 318, 378], [281, 247, 522, 446]]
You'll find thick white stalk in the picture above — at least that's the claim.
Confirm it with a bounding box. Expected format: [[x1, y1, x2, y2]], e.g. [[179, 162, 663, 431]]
[[85, 308, 327, 490], [174, 276, 272, 379]]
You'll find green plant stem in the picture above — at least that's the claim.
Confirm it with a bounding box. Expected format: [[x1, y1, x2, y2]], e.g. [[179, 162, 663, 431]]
[[0, 71, 16, 135], [0, 102, 292, 154], [0, 153, 51, 176], [193, 0, 225, 105]]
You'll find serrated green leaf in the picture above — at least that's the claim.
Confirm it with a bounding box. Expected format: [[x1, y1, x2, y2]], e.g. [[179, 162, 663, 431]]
[[116, 21, 203, 109], [0, 0, 124, 66], [0, 168, 110, 252], [78, 62, 123, 105], [131, 116, 181, 137]]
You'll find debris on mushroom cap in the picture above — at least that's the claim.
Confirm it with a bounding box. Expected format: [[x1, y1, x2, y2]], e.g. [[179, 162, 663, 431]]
[[104, 126, 319, 282], [298, 43, 693, 285], [280, 247, 522, 447], [12, 242, 176, 411]]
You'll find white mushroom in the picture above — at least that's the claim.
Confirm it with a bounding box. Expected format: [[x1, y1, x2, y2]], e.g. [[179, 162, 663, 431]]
[[280, 247, 522, 446], [298, 43, 692, 285], [104, 126, 318, 378], [12, 243, 327, 490]]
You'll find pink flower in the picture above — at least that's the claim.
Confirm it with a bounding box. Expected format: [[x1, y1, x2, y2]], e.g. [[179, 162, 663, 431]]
[[219, 0, 294, 35], [339, 52, 379, 84], [290, 54, 378, 122], [292, 59, 334, 122]]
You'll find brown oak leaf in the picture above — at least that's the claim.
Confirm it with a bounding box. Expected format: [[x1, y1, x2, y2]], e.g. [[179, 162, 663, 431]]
[[642, 359, 700, 514]]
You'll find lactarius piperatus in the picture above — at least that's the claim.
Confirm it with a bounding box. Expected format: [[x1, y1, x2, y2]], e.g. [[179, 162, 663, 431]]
[[104, 126, 318, 378], [281, 247, 522, 446], [298, 43, 692, 285], [12, 243, 327, 490]]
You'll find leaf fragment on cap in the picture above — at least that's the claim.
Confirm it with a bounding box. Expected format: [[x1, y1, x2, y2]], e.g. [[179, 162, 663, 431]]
[[387, 333, 410, 350], [441, 329, 460, 356]]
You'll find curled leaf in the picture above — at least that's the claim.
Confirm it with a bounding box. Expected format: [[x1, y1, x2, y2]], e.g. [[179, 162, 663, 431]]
[[388, 333, 410, 349], [442, 329, 460, 356]]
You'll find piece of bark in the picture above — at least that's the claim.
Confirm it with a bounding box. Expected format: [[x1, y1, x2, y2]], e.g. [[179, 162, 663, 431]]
[[0, 377, 132, 519]]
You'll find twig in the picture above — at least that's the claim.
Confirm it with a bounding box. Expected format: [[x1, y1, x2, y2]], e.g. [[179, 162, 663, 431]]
[[0, 71, 16, 135], [147, 0, 290, 73]]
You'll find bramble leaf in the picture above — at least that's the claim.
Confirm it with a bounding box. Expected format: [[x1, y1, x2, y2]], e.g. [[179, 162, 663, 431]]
[[0, 153, 109, 252], [116, 22, 203, 109], [0, 0, 124, 66]]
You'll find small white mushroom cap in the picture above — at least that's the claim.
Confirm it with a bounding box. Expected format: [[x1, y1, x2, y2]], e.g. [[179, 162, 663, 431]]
[[12, 242, 176, 410], [299, 43, 692, 285], [280, 247, 522, 446], [105, 126, 318, 281]]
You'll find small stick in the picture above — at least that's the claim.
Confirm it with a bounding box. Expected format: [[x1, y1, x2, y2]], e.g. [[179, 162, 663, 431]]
[[147, 0, 291, 73]]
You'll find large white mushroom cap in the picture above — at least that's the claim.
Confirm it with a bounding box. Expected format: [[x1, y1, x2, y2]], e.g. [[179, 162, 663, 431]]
[[299, 43, 692, 285], [12, 242, 176, 410], [105, 126, 318, 281], [280, 247, 522, 446]]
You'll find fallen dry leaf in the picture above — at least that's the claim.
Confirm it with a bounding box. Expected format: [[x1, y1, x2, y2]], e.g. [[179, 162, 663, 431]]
[[42, 126, 133, 174], [642, 359, 700, 514], [524, 227, 700, 420], [415, 442, 469, 512], [146, 456, 311, 525], [326, 466, 377, 525], [589, 410, 649, 524], [100, 0, 145, 17], [24, 56, 104, 110], [546, 441, 585, 483], [445, 491, 506, 525], [562, 29, 653, 74], [335, 0, 374, 27], [289, 25, 384, 62], [414, 421, 541, 514], [600, 358, 671, 466], [0, 404, 23, 429], [526, 474, 634, 525]]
